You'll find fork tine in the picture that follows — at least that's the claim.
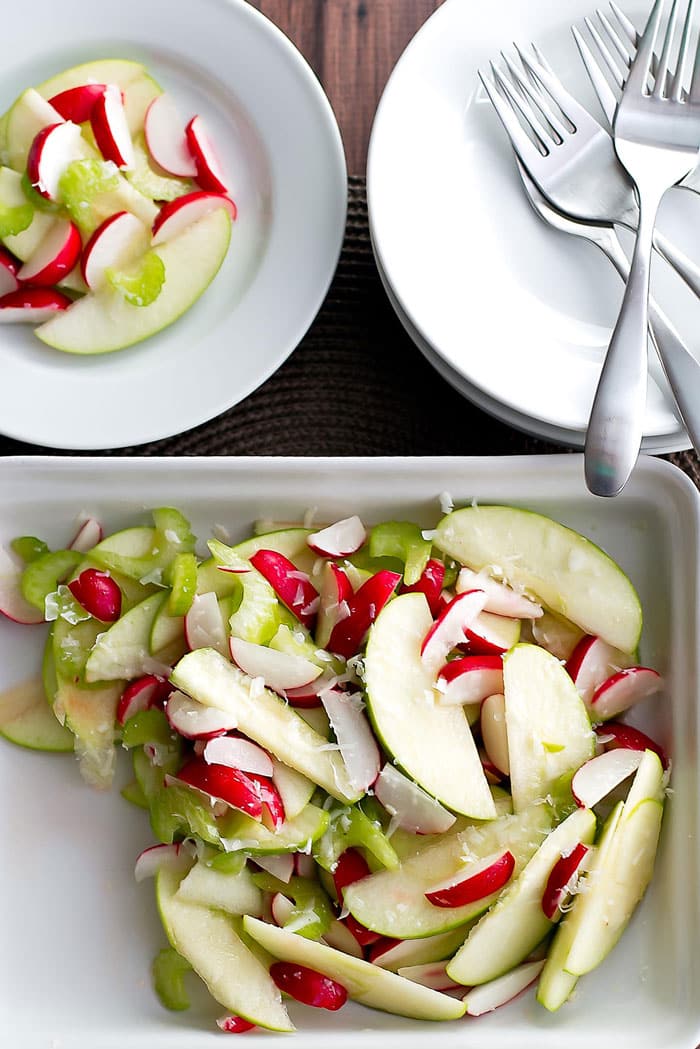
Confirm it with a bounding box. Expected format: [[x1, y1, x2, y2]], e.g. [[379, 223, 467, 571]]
[[528, 42, 555, 75], [678, 0, 700, 100], [585, 15, 627, 87], [491, 62, 558, 147], [609, 1, 639, 46], [500, 51, 569, 141], [478, 68, 549, 162], [517, 47, 602, 129], [597, 9, 633, 64], [653, 0, 681, 97], [572, 25, 619, 128], [626, 0, 666, 93]]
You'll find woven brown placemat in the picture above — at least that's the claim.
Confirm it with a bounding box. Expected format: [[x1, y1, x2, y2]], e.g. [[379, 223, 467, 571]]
[[1, 176, 698, 483]]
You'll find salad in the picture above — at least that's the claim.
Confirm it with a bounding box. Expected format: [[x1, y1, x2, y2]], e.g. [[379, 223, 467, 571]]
[[0, 59, 235, 353], [0, 501, 668, 1033]]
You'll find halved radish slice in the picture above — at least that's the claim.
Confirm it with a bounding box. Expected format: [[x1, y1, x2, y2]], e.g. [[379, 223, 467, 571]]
[[27, 121, 83, 201], [464, 610, 520, 656], [229, 636, 321, 693], [249, 773, 285, 830], [480, 692, 509, 775], [166, 689, 237, 740], [315, 561, 353, 649], [570, 749, 644, 809], [327, 569, 402, 658], [541, 841, 589, 919], [0, 249, 19, 297], [271, 891, 295, 926], [255, 853, 295, 883], [186, 115, 229, 193], [0, 546, 45, 624], [68, 516, 103, 553], [144, 93, 198, 177], [295, 853, 316, 879], [456, 567, 543, 619], [68, 568, 121, 622], [333, 848, 371, 903], [479, 747, 505, 785], [81, 211, 148, 290], [117, 674, 170, 726], [401, 559, 446, 617], [283, 673, 336, 708], [216, 1017, 256, 1034], [177, 758, 263, 819], [594, 721, 669, 769], [184, 592, 228, 655], [420, 590, 487, 675], [151, 190, 237, 246], [462, 960, 545, 1016], [374, 764, 456, 834], [0, 287, 72, 323], [425, 850, 515, 908], [590, 667, 663, 720], [397, 962, 462, 993], [17, 220, 82, 286], [307, 516, 367, 558], [322, 919, 364, 959], [319, 688, 380, 793], [249, 550, 318, 629], [49, 83, 108, 123], [269, 962, 348, 1011], [436, 654, 503, 706], [134, 841, 194, 882], [203, 735, 274, 777], [90, 84, 134, 169], [566, 635, 635, 708]]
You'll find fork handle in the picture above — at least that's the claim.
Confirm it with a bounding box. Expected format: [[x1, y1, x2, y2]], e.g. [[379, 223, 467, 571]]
[[651, 227, 700, 301], [585, 186, 665, 497]]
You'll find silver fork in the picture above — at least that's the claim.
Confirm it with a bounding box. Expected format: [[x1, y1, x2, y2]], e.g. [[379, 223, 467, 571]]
[[584, 0, 700, 495], [574, 1, 700, 195]]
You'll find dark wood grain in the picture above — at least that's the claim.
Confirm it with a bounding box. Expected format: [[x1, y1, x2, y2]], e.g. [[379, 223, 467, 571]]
[[252, 0, 442, 173]]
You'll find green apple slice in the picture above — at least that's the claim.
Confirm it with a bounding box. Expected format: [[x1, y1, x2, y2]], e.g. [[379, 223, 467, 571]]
[[242, 916, 467, 1022], [0, 674, 73, 752], [37, 208, 231, 354], [364, 592, 495, 819], [84, 592, 173, 682], [434, 506, 642, 653], [446, 807, 597, 985], [34, 61, 161, 135], [218, 802, 329, 855], [54, 679, 122, 788], [343, 802, 553, 938], [58, 156, 158, 234], [170, 647, 361, 804], [504, 644, 595, 813], [176, 858, 263, 917], [0, 165, 56, 259], [156, 866, 294, 1032], [107, 250, 165, 307], [4, 89, 71, 171]]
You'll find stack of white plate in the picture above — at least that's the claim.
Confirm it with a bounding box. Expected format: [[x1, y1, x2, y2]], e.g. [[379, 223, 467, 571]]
[[367, 0, 700, 452]]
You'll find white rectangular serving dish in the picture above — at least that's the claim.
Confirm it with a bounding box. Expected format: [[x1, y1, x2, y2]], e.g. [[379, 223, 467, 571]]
[[1, 454, 699, 1049]]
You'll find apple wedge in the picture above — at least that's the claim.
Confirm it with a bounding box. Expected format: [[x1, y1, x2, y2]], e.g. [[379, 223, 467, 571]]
[[364, 593, 495, 818], [242, 917, 467, 1022], [0, 166, 56, 261], [0, 674, 73, 752], [35, 60, 162, 135], [434, 506, 642, 653], [175, 858, 263, 916], [36, 207, 231, 354]]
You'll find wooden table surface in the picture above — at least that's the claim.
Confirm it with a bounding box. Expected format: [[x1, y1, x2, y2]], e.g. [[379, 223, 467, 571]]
[[251, 0, 443, 174]]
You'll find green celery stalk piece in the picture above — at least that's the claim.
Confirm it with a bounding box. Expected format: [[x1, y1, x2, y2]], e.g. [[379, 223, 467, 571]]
[[121, 708, 174, 749], [313, 804, 399, 874], [121, 779, 149, 809], [250, 873, 333, 939], [10, 535, 49, 563], [149, 783, 224, 848], [0, 200, 33, 237], [133, 744, 181, 799], [58, 158, 121, 235], [21, 171, 62, 214], [127, 134, 194, 202], [21, 549, 83, 611], [152, 507, 197, 551], [107, 250, 165, 307], [209, 851, 249, 875], [369, 521, 432, 586], [167, 552, 198, 616], [152, 947, 192, 1011]]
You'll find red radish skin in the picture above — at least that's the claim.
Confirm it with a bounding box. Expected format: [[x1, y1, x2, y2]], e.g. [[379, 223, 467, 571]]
[[590, 667, 663, 720], [425, 850, 515, 908], [203, 735, 274, 777], [68, 568, 121, 622], [49, 83, 108, 123], [566, 635, 634, 708], [327, 569, 402, 658], [249, 549, 319, 629], [17, 220, 82, 286], [68, 517, 103, 553], [151, 190, 237, 246], [464, 611, 521, 656], [307, 516, 367, 558], [315, 561, 354, 649], [166, 689, 237, 740], [269, 962, 347, 1011], [177, 759, 264, 819], [0, 546, 45, 624], [456, 567, 543, 619], [368, 937, 402, 965], [541, 842, 589, 920], [90, 85, 134, 168], [216, 1015, 256, 1033], [117, 674, 170, 726], [479, 747, 505, 785], [27, 122, 83, 201], [436, 655, 504, 706], [571, 749, 644, 809], [595, 721, 669, 769], [144, 93, 198, 177], [186, 115, 229, 193], [344, 914, 383, 947], [420, 589, 487, 674], [81, 211, 147, 290], [401, 559, 446, 617], [0, 249, 19, 297], [246, 773, 285, 830], [333, 848, 371, 902], [229, 636, 321, 693], [322, 919, 364, 959], [0, 287, 71, 323]]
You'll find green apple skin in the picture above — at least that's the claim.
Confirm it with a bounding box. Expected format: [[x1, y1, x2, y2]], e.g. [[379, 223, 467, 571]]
[[37, 209, 232, 354], [434, 506, 642, 653], [364, 592, 496, 819], [0, 675, 73, 752], [175, 858, 264, 917], [84, 592, 170, 683], [504, 643, 595, 813], [242, 916, 467, 1022], [0, 166, 56, 260], [33, 60, 162, 135], [156, 866, 294, 1032]]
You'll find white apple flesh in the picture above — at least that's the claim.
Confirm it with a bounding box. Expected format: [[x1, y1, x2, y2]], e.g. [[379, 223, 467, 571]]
[[144, 93, 198, 177], [17, 219, 82, 286]]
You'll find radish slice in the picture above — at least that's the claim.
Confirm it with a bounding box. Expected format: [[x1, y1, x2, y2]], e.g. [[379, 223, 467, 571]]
[[425, 850, 515, 908], [295, 853, 316, 879], [249, 550, 318, 629], [0, 287, 71, 322], [315, 561, 353, 649], [397, 962, 462, 992], [271, 891, 295, 926], [590, 667, 663, 720], [541, 842, 589, 919], [269, 962, 348, 1011], [0, 546, 45, 624], [177, 758, 263, 819], [594, 721, 669, 769], [322, 919, 364, 958], [374, 764, 456, 834], [17, 220, 82, 286], [0, 249, 19, 297], [216, 1017, 256, 1034], [151, 190, 237, 246], [436, 654, 503, 706], [203, 735, 274, 777], [566, 635, 635, 708], [462, 960, 545, 1016], [117, 674, 170, 726], [49, 83, 108, 123], [319, 688, 380, 793], [456, 567, 543, 618], [333, 848, 371, 901], [186, 114, 229, 193], [68, 516, 103, 553], [464, 610, 520, 656], [283, 673, 336, 708], [571, 749, 644, 809], [229, 636, 321, 693], [166, 689, 237, 740], [420, 589, 487, 674], [134, 841, 194, 882], [307, 516, 367, 557], [144, 93, 198, 177], [401, 559, 446, 617], [255, 853, 295, 884], [327, 569, 402, 658], [27, 121, 83, 200], [68, 568, 121, 622], [81, 211, 148, 290], [184, 592, 228, 655], [90, 84, 134, 168], [480, 692, 509, 775]]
